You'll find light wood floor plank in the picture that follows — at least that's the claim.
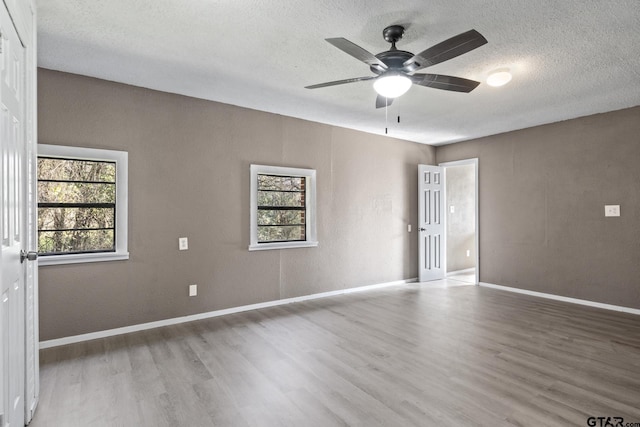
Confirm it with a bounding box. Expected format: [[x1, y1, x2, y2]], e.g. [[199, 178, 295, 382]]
[[30, 283, 640, 426]]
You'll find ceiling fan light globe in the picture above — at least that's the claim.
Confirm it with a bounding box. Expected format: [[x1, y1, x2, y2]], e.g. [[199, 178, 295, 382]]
[[373, 75, 412, 98], [486, 69, 512, 87]]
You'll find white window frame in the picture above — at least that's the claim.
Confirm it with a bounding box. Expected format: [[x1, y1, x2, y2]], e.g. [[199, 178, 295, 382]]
[[249, 164, 318, 251], [37, 144, 129, 265]]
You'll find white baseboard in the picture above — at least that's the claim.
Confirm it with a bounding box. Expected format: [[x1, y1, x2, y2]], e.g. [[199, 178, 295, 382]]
[[479, 282, 640, 316], [40, 277, 418, 349]]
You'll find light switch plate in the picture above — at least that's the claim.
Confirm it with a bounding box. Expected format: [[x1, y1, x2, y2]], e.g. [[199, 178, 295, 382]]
[[450, 205, 455, 213], [189, 284, 197, 297], [407, 224, 412, 232], [179, 237, 189, 250], [604, 205, 620, 217]]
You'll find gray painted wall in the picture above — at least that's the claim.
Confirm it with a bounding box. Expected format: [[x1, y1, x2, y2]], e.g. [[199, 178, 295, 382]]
[[436, 106, 640, 309], [445, 164, 476, 272], [37, 69, 435, 341]]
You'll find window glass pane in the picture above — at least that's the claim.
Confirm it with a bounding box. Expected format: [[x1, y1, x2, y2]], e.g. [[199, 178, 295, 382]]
[[37, 155, 118, 255], [258, 225, 305, 242], [38, 229, 115, 254], [38, 181, 115, 204], [257, 191, 304, 207], [258, 175, 304, 191], [257, 210, 305, 226], [38, 158, 116, 182], [38, 207, 115, 231]]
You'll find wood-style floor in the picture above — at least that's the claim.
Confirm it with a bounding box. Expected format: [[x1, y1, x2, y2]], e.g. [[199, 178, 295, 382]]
[[30, 282, 640, 427]]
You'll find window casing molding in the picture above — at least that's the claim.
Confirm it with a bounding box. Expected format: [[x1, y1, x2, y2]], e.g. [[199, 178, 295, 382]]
[[37, 144, 129, 265], [249, 164, 318, 251]]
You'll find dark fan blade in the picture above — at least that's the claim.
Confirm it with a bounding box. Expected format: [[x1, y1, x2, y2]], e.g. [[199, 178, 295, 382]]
[[305, 76, 376, 89], [375, 95, 394, 109], [411, 74, 480, 93], [325, 38, 388, 71], [403, 29, 487, 72]]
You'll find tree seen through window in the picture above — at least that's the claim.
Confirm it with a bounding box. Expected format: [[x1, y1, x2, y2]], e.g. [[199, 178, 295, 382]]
[[257, 174, 306, 243], [37, 157, 116, 255]]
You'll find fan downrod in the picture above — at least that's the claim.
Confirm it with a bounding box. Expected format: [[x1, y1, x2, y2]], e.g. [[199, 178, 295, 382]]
[[383, 25, 405, 48]]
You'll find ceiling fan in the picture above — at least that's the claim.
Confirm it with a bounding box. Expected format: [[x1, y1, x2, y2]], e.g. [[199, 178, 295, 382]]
[[305, 25, 487, 108]]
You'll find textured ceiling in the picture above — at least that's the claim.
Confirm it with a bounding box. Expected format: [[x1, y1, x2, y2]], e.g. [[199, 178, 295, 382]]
[[37, 0, 640, 145]]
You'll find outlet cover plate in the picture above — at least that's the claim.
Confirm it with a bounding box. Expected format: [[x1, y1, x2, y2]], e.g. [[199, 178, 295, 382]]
[[179, 237, 189, 250], [605, 205, 620, 217]]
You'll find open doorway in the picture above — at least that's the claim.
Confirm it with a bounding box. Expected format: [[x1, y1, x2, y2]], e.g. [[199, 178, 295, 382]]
[[440, 159, 478, 285]]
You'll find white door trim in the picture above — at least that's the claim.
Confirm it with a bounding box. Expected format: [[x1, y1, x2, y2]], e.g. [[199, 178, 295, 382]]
[[439, 158, 479, 285]]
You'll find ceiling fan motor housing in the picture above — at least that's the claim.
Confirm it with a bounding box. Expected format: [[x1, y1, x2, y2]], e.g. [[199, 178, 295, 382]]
[[371, 50, 414, 74], [372, 26, 420, 74]]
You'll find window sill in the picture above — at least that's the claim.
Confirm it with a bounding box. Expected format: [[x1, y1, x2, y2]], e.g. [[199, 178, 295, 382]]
[[38, 252, 130, 266], [248, 241, 318, 251]]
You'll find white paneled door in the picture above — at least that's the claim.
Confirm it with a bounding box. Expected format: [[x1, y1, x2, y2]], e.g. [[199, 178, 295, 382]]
[[1, 1, 37, 425], [418, 165, 445, 282]]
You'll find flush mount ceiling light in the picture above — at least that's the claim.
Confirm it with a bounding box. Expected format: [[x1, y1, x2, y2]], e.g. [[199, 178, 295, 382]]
[[373, 73, 412, 98], [486, 68, 512, 87]]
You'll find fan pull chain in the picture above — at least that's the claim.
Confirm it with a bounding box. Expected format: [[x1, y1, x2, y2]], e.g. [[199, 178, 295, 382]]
[[385, 98, 388, 134]]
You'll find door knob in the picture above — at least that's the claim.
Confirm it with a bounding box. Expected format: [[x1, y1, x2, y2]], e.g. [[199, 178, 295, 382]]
[[20, 250, 38, 263], [419, 227, 427, 232]]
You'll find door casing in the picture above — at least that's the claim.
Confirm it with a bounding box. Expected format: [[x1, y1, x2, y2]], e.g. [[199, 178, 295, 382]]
[[439, 158, 479, 285]]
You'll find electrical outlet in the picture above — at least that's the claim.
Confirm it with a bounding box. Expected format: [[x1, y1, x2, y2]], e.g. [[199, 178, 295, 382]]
[[179, 237, 189, 250], [189, 284, 197, 297], [604, 205, 620, 217]]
